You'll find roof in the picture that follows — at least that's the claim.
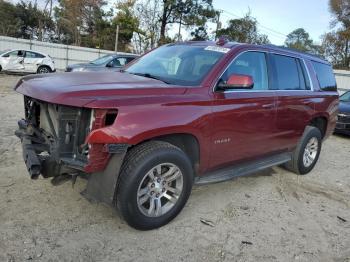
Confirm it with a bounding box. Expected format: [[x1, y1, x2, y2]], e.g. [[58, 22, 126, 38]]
[[2, 49, 48, 56], [175, 41, 241, 49], [172, 41, 328, 64], [114, 52, 139, 57], [262, 44, 328, 64]]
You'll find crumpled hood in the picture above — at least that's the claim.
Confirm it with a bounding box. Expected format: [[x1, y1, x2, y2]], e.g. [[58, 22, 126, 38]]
[[15, 72, 186, 108]]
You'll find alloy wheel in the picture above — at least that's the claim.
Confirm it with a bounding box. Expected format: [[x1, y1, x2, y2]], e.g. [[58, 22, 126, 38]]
[[303, 137, 319, 168], [38, 67, 50, 74], [137, 163, 183, 217]]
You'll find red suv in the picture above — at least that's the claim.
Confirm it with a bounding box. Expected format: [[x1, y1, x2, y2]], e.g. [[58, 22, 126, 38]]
[[15, 41, 338, 230]]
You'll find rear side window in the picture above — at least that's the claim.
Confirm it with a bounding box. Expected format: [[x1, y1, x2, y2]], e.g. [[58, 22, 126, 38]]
[[25, 51, 45, 58], [311, 61, 337, 91], [272, 54, 307, 90], [126, 57, 136, 64]]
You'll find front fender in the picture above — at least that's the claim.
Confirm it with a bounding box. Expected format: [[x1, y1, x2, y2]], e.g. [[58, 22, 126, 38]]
[[86, 124, 204, 146], [85, 98, 213, 172]]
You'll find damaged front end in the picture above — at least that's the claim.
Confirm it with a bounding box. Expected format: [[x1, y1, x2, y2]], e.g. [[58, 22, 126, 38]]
[[15, 96, 129, 204], [15, 96, 95, 179]]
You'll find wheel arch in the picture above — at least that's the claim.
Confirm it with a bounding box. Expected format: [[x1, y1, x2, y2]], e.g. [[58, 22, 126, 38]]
[[148, 133, 200, 174], [308, 115, 328, 138]]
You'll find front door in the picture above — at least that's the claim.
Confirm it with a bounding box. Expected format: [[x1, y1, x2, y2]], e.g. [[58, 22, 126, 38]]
[[3, 50, 25, 71], [210, 51, 278, 170]]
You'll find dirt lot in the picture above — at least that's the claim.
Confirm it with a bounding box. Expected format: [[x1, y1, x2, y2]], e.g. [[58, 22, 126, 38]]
[[0, 73, 349, 262]]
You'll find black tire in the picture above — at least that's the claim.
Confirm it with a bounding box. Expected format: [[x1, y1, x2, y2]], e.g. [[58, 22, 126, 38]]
[[116, 141, 193, 230], [284, 126, 322, 175], [37, 66, 51, 74]]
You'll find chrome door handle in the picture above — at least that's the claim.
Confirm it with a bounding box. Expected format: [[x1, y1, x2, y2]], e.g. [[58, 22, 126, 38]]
[[262, 104, 274, 109]]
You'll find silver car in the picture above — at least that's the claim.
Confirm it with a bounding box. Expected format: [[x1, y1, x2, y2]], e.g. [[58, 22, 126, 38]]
[[66, 54, 138, 72], [0, 49, 55, 74]]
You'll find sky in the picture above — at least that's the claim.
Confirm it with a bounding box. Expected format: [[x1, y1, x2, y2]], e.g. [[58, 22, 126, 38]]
[[210, 0, 333, 45], [8, 0, 333, 45]]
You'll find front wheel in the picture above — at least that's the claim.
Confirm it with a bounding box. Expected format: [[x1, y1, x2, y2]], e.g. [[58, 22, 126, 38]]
[[285, 126, 322, 175], [116, 141, 193, 230]]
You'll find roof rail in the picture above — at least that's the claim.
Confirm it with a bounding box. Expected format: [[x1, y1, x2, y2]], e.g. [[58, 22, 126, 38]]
[[262, 44, 325, 60]]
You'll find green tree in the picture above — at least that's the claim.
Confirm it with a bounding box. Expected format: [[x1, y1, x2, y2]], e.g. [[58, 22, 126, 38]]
[[93, 9, 115, 50], [133, 0, 161, 53], [158, 0, 217, 44], [54, 0, 107, 46], [113, 0, 139, 52], [190, 26, 209, 41], [322, 30, 350, 68], [0, 0, 21, 37], [326, 0, 350, 68], [217, 13, 270, 44], [0, 0, 54, 40], [285, 28, 313, 52]]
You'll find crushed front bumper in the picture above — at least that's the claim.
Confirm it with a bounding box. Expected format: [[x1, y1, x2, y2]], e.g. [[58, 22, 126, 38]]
[[15, 119, 49, 179], [335, 114, 350, 135], [15, 118, 78, 179]]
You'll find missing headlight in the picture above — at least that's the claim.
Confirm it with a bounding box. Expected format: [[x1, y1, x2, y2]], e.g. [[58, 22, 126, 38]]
[[105, 111, 118, 126]]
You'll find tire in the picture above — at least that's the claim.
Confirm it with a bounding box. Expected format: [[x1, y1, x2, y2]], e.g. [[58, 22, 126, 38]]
[[37, 66, 51, 74], [116, 141, 193, 230], [284, 126, 322, 175]]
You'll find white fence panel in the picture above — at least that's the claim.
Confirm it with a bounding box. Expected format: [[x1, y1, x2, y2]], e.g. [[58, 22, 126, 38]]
[[0, 35, 130, 70], [334, 70, 350, 94]]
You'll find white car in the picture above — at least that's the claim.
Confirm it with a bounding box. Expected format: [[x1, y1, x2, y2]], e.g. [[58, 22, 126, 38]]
[[0, 49, 55, 74]]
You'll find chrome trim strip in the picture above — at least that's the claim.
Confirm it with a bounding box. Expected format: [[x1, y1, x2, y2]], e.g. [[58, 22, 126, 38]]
[[220, 89, 315, 94], [301, 59, 314, 91]]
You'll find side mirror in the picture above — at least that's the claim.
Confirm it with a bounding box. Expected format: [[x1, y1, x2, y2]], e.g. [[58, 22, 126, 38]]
[[217, 74, 254, 90], [106, 61, 113, 67]]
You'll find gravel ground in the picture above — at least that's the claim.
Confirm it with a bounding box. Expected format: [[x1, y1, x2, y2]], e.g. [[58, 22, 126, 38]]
[[0, 74, 349, 262]]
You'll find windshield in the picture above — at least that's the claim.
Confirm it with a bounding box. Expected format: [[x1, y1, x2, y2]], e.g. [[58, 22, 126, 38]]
[[340, 91, 350, 102], [0, 50, 10, 56], [125, 44, 227, 86], [90, 55, 113, 65]]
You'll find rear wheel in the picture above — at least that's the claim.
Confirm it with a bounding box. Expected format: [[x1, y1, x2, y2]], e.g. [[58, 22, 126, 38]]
[[37, 66, 51, 74], [116, 141, 193, 230], [285, 126, 322, 175]]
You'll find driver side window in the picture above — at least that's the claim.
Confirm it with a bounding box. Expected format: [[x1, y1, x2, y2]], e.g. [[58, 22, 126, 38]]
[[111, 57, 126, 67], [221, 51, 269, 90]]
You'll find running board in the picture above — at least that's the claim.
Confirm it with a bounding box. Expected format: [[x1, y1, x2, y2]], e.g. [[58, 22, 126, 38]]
[[195, 153, 292, 185]]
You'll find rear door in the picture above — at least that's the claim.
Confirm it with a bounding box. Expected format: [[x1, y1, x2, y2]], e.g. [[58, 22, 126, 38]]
[[271, 53, 315, 151], [210, 51, 278, 169], [24, 51, 45, 73]]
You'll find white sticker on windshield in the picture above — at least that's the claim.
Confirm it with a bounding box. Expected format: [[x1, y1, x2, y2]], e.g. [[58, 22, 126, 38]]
[[204, 46, 230, 53]]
